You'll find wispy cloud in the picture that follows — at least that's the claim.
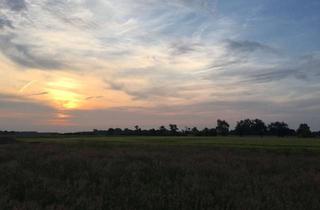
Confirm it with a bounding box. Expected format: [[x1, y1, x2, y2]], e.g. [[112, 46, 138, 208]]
[[0, 0, 319, 130], [225, 39, 278, 54]]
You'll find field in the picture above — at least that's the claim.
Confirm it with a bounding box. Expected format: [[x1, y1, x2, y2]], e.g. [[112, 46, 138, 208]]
[[1, 136, 320, 209]]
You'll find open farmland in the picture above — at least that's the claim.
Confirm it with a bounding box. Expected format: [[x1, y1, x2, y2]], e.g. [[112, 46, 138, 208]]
[[20, 136, 320, 150], [0, 136, 320, 209]]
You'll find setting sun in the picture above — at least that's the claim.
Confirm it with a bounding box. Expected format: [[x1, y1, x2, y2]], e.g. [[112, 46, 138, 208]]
[[45, 78, 83, 109], [48, 89, 81, 109]]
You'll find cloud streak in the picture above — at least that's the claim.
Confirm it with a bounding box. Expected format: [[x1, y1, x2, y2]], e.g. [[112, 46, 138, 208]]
[[0, 0, 319, 130]]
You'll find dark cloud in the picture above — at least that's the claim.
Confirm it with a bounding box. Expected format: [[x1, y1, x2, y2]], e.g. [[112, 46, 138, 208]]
[[27, 92, 49, 97], [246, 54, 320, 83], [301, 54, 320, 74], [0, 94, 58, 131], [247, 68, 296, 83], [0, 35, 64, 69], [207, 60, 243, 70], [226, 39, 277, 54], [108, 80, 185, 100], [0, 94, 54, 112], [86, 96, 103, 100], [130, 87, 184, 100], [202, 40, 277, 74], [105, 65, 194, 100], [170, 41, 202, 55], [1, 0, 27, 11], [203, 40, 320, 84], [0, 17, 13, 29]]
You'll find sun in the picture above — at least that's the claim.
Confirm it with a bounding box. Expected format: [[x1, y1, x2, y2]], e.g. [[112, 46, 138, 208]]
[[46, 78, 82, 110], [49, 89, 81, 109]]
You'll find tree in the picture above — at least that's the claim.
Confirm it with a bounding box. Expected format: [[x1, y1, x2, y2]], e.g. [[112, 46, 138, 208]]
[[235, 119, 267, 137], [296, 123, 312, 138], [159, 126, 168, 135], [201, 128, 210, 136], [93, 129, 99, 135], [114, 128, 123, 135], [252, 119, 267, 137], [134, 125, 141, 135], [191, 127, 200, 136], [107, 128, 115, 135], [123, 128, 133, 135], [182, 127, 191, 136], [235, 119, 253, 136], [268, 122, 291, 137], [208, 128, 217, 136], [169, 124, 178, 135], [216, 119, 229, 136], [148, 128, 156, 136]]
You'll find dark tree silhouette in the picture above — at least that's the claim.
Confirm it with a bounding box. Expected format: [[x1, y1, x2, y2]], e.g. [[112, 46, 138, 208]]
[[267, 122, 293, 137], [114, 128, 123, 135], [235, 119, 267, 137], [296, 123, 312, 138], [134, 125, 142, 135], [235, 119, 253, 136], [252, 119, 267, 137], [216, 119, 229, 136], [108, 128, 115, 135], [191, 127, 200, 136], [2, 118, 317, 137], [182, 127, 191, 136], [208, 128, 218, 136], [159, 126, 168, 135], [169, 124, 178, 135], [201, 128, 210, 136]]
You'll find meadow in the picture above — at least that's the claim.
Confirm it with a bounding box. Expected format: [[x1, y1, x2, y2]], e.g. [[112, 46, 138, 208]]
[[1, 136, 320, 209]]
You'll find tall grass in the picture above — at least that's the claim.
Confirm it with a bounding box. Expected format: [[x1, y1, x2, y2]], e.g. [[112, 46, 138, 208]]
[[0, 143, 319, 210]]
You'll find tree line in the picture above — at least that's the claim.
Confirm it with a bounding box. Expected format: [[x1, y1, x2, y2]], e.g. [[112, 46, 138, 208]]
[[89, 119, 317, 138], [1, 119, 319, 138]]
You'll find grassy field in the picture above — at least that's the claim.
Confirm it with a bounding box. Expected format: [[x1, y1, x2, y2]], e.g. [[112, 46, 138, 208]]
[[20, 136, 320, 150], [1, 136, 320, 209]]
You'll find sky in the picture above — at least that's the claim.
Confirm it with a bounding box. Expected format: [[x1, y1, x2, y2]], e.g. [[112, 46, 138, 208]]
[[0, 0, 320, 132]]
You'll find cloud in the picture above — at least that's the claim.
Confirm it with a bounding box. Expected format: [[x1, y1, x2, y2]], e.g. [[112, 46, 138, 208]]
[[170, 41, 203, 55], [85, 96, 103, 100], [0, 0, 319, 131], [0, 93, 53, 112], [246, 68, 296, 83], [1, 0, 27, 12], [0, 35, 64, 69], [0, 93, 75, 131], [67, 96, 320, 130], [0, 17, 13, 29], [107, 79, 185, 100], [245, 53, 320, 83], [27, 91, 49, 96], [226, 39, 277, 54]]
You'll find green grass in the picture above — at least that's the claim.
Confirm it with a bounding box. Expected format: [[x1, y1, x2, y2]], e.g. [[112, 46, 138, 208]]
[[19, 136, 320, 150]]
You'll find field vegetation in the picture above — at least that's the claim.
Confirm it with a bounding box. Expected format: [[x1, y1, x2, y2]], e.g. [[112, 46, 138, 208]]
[[0, 136, 320, 209]]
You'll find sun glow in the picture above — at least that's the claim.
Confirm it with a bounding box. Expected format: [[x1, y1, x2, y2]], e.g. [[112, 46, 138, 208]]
[[49, 89, 81, 109], [46, 78, 83, 110]]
